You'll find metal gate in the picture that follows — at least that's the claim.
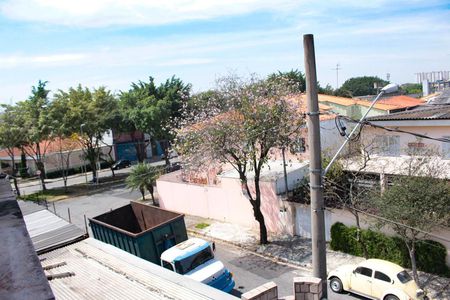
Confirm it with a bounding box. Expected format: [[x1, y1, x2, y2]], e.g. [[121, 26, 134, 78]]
[[295, 205, 331, 241]]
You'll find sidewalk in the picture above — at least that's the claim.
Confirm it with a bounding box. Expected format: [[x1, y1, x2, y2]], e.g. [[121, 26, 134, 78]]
[[184, 215, 450, 299]]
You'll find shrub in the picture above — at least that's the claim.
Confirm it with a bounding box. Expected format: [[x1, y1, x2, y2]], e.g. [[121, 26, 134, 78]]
[[330, 222, 450, 277]]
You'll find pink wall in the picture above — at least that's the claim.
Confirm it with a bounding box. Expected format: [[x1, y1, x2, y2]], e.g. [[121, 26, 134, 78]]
[[157, 172, 292, 234]]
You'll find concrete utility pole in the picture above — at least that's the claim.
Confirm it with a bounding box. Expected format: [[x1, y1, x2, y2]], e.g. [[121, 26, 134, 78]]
[[303, 34, 327, 297]]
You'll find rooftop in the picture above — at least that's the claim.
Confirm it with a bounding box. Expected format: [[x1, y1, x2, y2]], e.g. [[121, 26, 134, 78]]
[[366, 105, 450, 121], [40, 238, 236, 300], [0, 180, 54, 300], [318, 94, 424, 111], [19, 200, 88, 254]]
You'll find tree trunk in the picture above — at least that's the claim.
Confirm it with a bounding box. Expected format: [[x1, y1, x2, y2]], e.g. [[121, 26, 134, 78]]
[[405, 239, 421, 287], [13, 177, 20, 196], [253, 171, 268, 244], [253, 204, 268, 244], [147, 185, 155, 205], [355, 212, 369, 259], [140, 187, 145, 201]]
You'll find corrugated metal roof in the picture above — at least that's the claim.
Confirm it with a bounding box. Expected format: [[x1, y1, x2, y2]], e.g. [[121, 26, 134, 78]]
[[366, 105, 450, 121], [40, 238, 237, 300], [19, 201, 87, 254], [0, 181, 55, 300]]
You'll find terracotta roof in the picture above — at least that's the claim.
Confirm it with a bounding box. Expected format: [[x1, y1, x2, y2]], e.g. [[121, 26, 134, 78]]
[[367, 105, 450, 121], [289, 94, 336, 121], [0, 138, 82, 158], [318, 94, 424, 111]]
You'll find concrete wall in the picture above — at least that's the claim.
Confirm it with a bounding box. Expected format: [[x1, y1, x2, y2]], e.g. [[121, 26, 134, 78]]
[[157, 173, 294, 235]]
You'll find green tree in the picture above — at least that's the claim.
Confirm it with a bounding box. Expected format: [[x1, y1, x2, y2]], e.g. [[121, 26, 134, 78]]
[[401, 83, 422, 95], [177, 75, 305, 244], [125, 163, 160, 203], [47, 95, 79, 191], [20, 80, 52, 190], [0, 105, 27, 195], [373, 175, 450, 286], [267, 69, 306, 93], [340, 76, 388, 97], [119, 76, 191, 164], [54, 85, 118, 183]]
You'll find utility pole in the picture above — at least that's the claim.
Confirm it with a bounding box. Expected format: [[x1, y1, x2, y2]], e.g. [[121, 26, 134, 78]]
[[303, 34, 327, 296], [331, 63, 341, 89]]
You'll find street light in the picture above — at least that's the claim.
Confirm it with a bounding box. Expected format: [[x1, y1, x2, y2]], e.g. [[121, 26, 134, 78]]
[[323, 83, 399, 176], [80, 124, 87, 183]]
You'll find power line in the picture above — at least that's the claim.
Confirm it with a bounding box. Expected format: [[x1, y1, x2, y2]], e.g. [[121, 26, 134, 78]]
[[337, 115, 450, 144]]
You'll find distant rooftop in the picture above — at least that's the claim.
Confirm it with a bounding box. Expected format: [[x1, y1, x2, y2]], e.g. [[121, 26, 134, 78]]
[[0, 180, 54, 300], [318, 94, 424, 111], [366, 105, 450, 121]]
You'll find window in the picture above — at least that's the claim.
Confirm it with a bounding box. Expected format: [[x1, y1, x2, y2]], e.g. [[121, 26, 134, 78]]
[[397, 271, 412, 283], [443, 136, 450, 159], [174, 246, 214, 274], [373, 135, 400, 156], [355, 267, 372, 277], [162, 261, 174, 271], [374, 271, 391, 282], [407, 141, 427, 156]]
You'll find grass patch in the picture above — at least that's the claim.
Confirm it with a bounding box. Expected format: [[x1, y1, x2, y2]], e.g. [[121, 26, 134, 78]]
[[195, 222, 210, 229], [19, 189, 72, 202], [19, 173, 129, 202]]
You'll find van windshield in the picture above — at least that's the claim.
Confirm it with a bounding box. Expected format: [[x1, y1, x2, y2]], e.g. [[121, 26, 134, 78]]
[[174, 247, 214, 275]]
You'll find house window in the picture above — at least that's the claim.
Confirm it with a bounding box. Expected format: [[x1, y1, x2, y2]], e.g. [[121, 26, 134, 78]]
[[290, 137, 306, 153], [443, 137, 450, 159], [407, 141, 427, 155], [374, 135, 400, 156]]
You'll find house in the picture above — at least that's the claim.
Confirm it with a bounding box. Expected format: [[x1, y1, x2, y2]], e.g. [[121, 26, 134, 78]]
[[318, 94, 424, 120], [0, 131, 114, 176], [345, 102, 450, 179]]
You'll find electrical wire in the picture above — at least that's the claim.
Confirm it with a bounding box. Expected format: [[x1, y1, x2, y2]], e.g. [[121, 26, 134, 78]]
[[338, 115, 450, 144]]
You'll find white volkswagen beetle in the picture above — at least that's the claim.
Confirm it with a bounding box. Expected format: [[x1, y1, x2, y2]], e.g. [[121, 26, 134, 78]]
[[328, 259, 428, 300]]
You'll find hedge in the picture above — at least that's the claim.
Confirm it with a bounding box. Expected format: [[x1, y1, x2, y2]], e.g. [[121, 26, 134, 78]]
[[330, 222, 450, 277]]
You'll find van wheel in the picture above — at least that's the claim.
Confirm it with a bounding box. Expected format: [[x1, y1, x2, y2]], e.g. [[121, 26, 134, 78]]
[[384, 295, 399, 300], [329, 277, 343, 293]]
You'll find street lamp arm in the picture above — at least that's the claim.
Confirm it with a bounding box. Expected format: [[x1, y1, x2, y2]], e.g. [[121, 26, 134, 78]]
[[323, 83, 397, 177]]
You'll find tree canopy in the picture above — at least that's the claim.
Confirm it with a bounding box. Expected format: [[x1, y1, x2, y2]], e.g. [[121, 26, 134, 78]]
[[339, 76, 388, 97], [119, 76, 191, 162], [176, 75, 305, 244], [372, 175, 450, 286]]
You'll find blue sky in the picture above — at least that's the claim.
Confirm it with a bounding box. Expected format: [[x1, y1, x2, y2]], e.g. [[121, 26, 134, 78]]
[[1, 0, 449, 104]]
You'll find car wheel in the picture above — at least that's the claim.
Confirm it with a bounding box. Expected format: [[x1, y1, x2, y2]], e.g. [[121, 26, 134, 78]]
[[329, 277, 343, 293], [384, 295, 399, 300]]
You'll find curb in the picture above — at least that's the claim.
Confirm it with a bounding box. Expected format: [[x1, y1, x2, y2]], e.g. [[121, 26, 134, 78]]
[[186, 228, 313, 273]]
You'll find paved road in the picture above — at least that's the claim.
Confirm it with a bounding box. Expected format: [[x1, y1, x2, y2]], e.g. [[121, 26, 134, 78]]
[[51, 184, 140, 234], [17, 158, 178, 196], [46, 185, 363, 300]]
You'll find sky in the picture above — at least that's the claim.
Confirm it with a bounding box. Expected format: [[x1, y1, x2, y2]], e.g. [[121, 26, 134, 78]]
[[0, 0, 449, 104]]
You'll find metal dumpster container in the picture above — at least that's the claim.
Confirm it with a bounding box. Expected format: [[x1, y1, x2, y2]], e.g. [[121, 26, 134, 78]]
[[89, 201, 188, 264]]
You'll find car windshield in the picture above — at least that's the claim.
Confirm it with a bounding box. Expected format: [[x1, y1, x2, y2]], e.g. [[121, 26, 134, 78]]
[[397, 270, 412, 283], [174, 246, 214, 275]]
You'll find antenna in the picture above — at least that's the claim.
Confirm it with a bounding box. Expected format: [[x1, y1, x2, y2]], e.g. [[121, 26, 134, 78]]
[[331, 63, 341, 89]]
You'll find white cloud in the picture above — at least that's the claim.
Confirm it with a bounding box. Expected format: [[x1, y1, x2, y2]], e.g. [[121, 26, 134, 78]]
[[0, 53, 88, 68], [0, 0, 299, 27]]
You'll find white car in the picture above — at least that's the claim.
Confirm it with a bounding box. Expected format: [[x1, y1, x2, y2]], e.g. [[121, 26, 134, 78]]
[[328, 259, 427, 300]]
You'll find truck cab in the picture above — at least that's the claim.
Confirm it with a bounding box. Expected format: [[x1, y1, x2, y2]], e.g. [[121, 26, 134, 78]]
[[160, 238, 235, 293]]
